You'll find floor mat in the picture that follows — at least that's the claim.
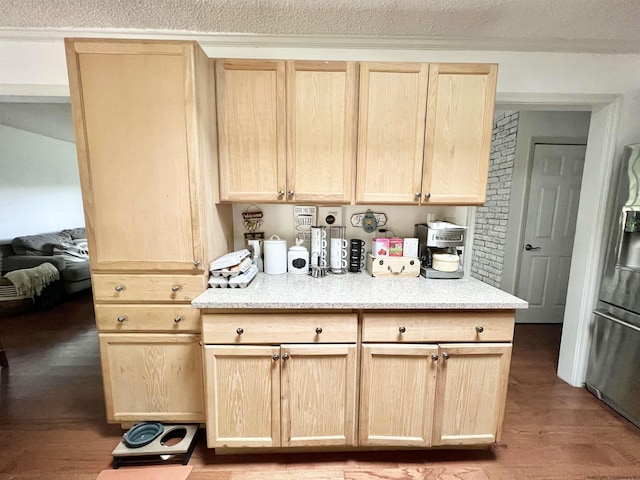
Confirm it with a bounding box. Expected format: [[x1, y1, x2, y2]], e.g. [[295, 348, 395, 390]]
[[96, 465, 192, 480]]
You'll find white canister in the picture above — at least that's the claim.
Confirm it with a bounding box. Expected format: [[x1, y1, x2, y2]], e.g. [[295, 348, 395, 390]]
[[288, 244, 309, 275], [263, 235, 287, 275]]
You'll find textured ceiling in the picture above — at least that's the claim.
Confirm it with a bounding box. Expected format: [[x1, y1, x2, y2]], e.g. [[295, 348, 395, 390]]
[[2, 0, 640, 53]]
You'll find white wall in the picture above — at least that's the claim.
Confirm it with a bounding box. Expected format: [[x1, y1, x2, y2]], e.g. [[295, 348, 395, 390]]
[[0, 124, 84, 239], [3, 33, 640, 387]]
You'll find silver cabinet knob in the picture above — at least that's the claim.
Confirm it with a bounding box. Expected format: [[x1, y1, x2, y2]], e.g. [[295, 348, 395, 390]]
[[415, 192, 421, 198], [194, 260, 202, 267], [171, 285, 180, 292], [282, 353, 290, 361], [315, 327, 323, 334], [114, 285, 125, 292], [442, 352, 450, 360], [174, 316, 182, 323], [117, 316, 127, 323], [288, 190, 294, 198], [272, 353, 280, 361], [424, 193, 431, 200], [431, 354, 438, 361], [278, 190, 285, 197], [476, 325, 484, 333], [236, 327, 244, 335], [398, 326, 406, 333]]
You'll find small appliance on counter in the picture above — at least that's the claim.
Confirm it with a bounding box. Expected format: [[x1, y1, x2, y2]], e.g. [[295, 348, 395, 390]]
[[415, 222, 467, 279]]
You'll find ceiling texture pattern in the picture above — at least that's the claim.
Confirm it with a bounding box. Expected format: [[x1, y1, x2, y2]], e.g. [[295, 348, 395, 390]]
[[2, 0, 640, 53]]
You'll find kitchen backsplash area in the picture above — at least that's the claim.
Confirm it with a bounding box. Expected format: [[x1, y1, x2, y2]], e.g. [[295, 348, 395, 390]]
[[231, 203, 470, 252]]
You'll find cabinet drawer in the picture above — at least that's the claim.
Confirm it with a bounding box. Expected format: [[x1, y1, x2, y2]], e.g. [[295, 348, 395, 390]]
[[362, 311, 514, 343], [202, 312, 358, 344], [93, 274, 206, 303], [95, 305, 200, 332]]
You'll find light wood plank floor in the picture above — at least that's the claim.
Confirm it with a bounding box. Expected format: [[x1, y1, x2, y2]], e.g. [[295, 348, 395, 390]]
[[1, 291, 639, 480]]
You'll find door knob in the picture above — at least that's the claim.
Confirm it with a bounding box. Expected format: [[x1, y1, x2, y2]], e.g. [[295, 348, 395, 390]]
[[525, 244, 542, 251]]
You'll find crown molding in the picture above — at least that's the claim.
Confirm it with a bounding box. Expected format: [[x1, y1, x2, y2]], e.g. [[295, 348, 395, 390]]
[[1, 27, 639, 54]]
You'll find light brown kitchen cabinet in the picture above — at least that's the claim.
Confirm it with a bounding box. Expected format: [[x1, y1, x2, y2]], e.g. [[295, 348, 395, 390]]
[[432, 343, 511, 445], [359, 311, 513, 448], [204, 343, 357, 448], [423, 63, 498, 205], [99, 333, 204, 423], [216, 59, 357, 204], [359, 343, 438, 447], [356, 62, 429, 204], [66, 39, 232, 424], [356, 62, 497, 205]]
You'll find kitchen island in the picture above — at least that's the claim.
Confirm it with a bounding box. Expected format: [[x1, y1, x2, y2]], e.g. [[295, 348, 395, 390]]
[[194, 274, 527, 453]]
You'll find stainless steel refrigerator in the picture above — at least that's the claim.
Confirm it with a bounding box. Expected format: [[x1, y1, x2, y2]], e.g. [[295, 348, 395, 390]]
[[586, 143, 640, 428]]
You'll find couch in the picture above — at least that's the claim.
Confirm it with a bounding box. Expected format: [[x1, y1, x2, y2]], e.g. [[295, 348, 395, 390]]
[[0, 228, 91, 296]]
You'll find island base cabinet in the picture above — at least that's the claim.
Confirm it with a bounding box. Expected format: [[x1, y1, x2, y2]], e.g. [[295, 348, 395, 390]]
[[432, 343, 512, 446], [359, 344, 438, 447], [98, 333, 204, 423], [204, 344, 357, 449]]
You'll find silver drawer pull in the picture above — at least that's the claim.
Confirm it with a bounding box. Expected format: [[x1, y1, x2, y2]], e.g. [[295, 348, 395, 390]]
[[174, 316, 182, 323], [476, 325, 484, 333], [315, 327, 323, 334], [236, 327, 244, 335], [171, 285, 181, 292], [398, 326, 406, 333], [117, 316, 127, 323], [114, 285, 125, 292]]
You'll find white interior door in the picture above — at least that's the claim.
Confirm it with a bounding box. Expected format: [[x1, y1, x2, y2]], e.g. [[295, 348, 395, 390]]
[[516, 143, 586, 323]]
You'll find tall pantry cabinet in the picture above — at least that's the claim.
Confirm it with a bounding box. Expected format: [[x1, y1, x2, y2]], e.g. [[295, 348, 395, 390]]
[[65, 39, 232, 423]]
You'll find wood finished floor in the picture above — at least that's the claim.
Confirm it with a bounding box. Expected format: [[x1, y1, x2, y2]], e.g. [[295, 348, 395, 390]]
[[1, 291, 639, 480]]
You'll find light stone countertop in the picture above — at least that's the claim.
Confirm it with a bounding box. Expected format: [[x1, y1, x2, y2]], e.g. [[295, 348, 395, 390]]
[[192, 273, 528, 310]]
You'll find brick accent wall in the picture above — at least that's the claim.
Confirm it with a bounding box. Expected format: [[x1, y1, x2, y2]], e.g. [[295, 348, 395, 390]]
[[470, 111, 519, 287]]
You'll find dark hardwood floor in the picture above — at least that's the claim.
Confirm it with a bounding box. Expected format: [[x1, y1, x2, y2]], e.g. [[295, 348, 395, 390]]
[[1, 292, 639, 480]]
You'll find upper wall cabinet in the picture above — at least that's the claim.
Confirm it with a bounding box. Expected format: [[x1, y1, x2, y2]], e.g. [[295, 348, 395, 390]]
[[356, 62, 429, 204], [423, 64, 498, 205], [216, 60, 357, 204], [356, 62, 497, 205]]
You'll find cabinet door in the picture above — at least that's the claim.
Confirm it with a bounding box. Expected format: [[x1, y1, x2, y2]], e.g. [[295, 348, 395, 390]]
[[204, 345, 281, 448], [432, 343, 511, 446], [423, 64, 498, 205], [66, 41, 205, 271], [281, 344, 357, 447], [216, 59, 286, 202], [286, 61, 357, 204], [356, 62, 429, 204], [99, 333, 204, 423], [359, 344, 438, 447]]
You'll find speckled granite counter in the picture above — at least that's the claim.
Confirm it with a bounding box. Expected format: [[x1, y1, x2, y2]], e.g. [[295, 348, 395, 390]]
[[192, 273, 528, 310]]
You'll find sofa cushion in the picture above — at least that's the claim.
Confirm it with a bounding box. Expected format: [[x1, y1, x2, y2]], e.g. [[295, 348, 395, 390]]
[[61, 227, 87, 240], [12, 232, 72, 256], [60, 262, 91, 282]]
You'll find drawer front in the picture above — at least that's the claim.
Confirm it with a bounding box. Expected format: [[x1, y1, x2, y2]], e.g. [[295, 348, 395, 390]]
[[95, 305, 200, 332], [362, 311, 515, 343], [93, 274, 206, 303], [202, 313, 358, 344]]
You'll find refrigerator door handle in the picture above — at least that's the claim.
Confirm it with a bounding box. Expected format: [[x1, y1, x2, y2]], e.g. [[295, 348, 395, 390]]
[[594, 309, 640, 333]]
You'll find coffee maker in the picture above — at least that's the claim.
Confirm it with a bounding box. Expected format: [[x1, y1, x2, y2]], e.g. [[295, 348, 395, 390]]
[[414, 222, 467, 279]]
